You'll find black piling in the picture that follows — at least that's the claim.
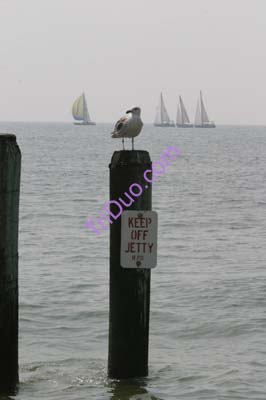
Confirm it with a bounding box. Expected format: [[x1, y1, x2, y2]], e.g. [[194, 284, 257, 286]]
[[0, 134, 21, 392], [108, 150, 152, 379]]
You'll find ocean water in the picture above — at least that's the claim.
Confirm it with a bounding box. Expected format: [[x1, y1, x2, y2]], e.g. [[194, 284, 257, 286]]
[[0, 122, 266, 400]]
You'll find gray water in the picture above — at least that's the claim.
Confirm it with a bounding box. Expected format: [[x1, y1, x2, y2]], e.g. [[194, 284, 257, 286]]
[[1, 122, 266, 400]]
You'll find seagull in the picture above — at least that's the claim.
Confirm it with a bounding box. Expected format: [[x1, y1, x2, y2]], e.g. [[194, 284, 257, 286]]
[[111, 106, 143, 150]]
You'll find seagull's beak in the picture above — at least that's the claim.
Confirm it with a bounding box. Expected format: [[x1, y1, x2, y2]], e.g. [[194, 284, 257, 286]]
[[126, 109, 132, 114]]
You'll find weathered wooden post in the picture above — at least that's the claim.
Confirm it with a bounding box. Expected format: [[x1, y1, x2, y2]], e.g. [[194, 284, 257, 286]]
[[0, 134, 21, 392], [108, 150, 157, 379]]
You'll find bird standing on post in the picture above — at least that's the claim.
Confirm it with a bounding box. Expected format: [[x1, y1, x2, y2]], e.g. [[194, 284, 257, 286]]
[[111, 107, 143, 150]]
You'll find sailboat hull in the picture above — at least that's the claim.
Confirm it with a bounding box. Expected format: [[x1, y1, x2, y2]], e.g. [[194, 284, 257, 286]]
[[154, 123, 175, 127], [194, 123, 215, 128], [176, 124, 193, 128], [74, 122, 96, 126]]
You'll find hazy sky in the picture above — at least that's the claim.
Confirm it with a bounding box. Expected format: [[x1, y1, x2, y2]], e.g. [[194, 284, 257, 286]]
[[1, 0, 266, 124]]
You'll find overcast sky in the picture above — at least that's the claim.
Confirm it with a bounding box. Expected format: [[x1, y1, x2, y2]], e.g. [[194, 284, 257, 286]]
[[1, 0, 266, 124]]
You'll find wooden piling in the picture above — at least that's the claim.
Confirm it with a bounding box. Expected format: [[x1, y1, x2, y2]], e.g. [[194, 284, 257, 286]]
[[0, 134, 21, 392], [108, 150, 152, 379]]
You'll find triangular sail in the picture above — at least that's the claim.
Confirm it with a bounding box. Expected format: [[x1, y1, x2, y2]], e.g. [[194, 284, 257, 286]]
[[194, 91, 215, 127], [179, 96, 190, 124], [176, 102, 182, 125], [155, 93, 171, 124], [160, 93, 171, 124], [82, 94, 91, 123], [200, 91, 210, 123], [195, 91, 211, 125], [72, 93, 92, 123], [194, 99, 202, 125]]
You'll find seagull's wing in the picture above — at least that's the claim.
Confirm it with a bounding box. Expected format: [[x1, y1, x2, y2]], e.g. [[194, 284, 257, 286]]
[[111, 115, 129, 137]]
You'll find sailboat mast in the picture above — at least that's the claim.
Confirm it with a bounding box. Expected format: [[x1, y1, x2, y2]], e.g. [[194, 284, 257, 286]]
[[180, 96, 184, 125], [200, 91, 203, 124], [160, 93, 163, 124]]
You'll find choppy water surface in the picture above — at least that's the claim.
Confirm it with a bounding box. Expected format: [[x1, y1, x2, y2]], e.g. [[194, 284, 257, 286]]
[[1, 122, 266, 400]]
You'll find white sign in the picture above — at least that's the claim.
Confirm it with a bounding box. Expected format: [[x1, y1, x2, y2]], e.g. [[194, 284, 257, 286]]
[[120, 210, 158, 269]]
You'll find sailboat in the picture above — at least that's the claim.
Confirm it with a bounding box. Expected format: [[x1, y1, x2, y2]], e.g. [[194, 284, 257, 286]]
[[176, 96, 193, 127], [72, 93, 96, 125], [154, 92, 175, 127], [194, 91, 215, 128]]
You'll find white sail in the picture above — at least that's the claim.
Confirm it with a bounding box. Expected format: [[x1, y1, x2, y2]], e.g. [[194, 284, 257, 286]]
[[72, 94, 85, 121], [82, 94, 91, 123], [154, 92, 173, 125], [200, 91, 210, 123], [72, 93, 93, 123], [160, 93, 171, 124], [177, 96, 191, 125], [194, 98, 202, 125], [194, 91, 215, 127], [176, 102, 182, 125], [180, 97, 190, 123]]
